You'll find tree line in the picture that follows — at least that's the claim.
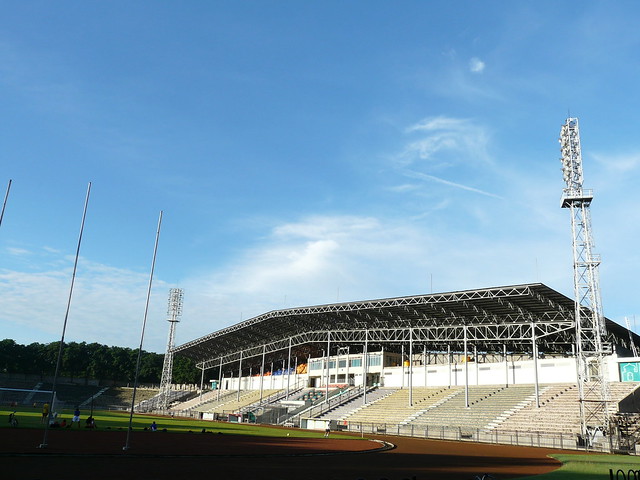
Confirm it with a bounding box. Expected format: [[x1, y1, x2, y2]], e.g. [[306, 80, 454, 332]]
[[0, 339, 199, 385]]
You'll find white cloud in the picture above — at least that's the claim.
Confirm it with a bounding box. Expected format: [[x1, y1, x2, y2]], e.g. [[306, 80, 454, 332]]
[[0, 210, 579, 352], [591, 151, 640, 173], [0, 257, 170, 351], [469, 57, 486, 73], [401, 116, 492, 167], [405, 170, 503, 199], [6, 247, 31, 256]]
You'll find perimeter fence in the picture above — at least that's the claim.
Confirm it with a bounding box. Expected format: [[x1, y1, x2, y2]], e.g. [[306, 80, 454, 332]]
[[339, 421, 618, 453]]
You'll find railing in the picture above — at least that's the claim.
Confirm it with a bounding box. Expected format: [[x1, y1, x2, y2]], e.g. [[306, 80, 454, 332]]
[[341, 421, 617, 453], [281, 386, 371, 426]]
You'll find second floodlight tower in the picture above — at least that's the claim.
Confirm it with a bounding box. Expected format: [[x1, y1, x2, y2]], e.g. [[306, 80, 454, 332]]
[[559, 117, 610, 439], [159, 288, 184, 410]]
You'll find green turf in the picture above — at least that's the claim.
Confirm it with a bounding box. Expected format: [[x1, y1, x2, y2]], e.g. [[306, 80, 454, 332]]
[[0, 406, 353, 439], [514, 453, 640, 480]]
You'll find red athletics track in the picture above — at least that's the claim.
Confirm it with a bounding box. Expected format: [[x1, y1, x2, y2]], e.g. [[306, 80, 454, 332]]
[[0, 428, 571, 480]]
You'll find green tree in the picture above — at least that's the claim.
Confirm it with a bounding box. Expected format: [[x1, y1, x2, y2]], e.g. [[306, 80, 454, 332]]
[[173, 355, 199, 384], [0, 339, 21, 373]]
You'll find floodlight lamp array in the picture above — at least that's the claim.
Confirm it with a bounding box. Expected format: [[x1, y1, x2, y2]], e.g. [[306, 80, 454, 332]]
[[167, 288, 184, 322], [559, 118, 583, 191]]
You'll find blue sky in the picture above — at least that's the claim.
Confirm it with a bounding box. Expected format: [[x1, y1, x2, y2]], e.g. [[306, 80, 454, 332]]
[[1, 1, 640, 353]]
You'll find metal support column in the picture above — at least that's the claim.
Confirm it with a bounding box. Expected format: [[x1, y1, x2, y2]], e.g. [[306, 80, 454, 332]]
[[260, 345, 266, 403], [401, 343, 405, 389], [532, 322, 540, 408], [363, 330, 369, 405], [464, 326, 469, 408], [424, 344, 427, 387], [504, 344, 508, 387], [409, 328, 414, 406], [199, 366, 205, 403], [286, 337, 292, 399], [474, 344, 478, 385], [448, 344, 452, 388], [237, 350, 243, 401], [325, 333, 331, 400], [217, 358, 223, 401]]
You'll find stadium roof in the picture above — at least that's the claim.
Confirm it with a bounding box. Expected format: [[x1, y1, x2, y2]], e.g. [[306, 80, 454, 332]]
[[174, 283, 637, 370]]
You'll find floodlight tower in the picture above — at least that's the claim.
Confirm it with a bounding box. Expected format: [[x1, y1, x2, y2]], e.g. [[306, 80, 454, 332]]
[[159, 288, 184, 410], [559, 117, 610, 440]]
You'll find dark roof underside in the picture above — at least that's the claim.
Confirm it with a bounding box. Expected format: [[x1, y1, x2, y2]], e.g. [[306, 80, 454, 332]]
[[174, 283, 637, 369]]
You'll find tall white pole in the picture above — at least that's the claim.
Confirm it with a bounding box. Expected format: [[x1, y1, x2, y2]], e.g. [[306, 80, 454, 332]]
[[0, 179, 11, 229], [124, 210, 163, 451], [39, 182, 91, 449]]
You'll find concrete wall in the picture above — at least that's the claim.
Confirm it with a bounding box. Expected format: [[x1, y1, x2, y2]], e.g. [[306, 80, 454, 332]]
[[217, 353, 640, 391]]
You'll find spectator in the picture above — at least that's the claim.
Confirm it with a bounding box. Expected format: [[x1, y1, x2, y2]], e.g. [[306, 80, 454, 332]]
[[72, 406, 81, 427], [42, 403, 50, 424], [85, 416, 96, 429]]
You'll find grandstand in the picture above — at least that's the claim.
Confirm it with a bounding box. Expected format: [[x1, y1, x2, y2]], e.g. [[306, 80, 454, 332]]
[[168, 283, 640, 451]]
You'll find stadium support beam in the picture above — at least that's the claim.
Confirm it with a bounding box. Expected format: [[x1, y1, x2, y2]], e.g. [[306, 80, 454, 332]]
[[217, 359, 223, 402], [532, 322, 540, 408], [504, 344, 508, 387], [447, 344, 452, 388], [464, 326, 469, 408], [325, 332, 330, 399], [198, 366, 205, 403], [362, 330, 369, 405], [260, 345, 266, 403], [409, 328, 414, 407], [286, 337, 292, 399], [237, 350, 243, 401]]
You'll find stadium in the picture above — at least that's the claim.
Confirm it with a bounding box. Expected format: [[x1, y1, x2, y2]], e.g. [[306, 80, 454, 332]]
[[168, 281, 640, 452], [142, 117, 640, 455]]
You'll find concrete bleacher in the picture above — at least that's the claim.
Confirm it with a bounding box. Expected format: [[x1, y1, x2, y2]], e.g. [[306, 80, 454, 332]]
[[201, 389, 282, 415], [342, 387, 455, 426], [409, 385, 537, 431], [340, 383, 640, 434], [316, 387, 391, 421], [170, 389, 229, 412], [91, 387, 159, 409], [497, 382, 640, 434]]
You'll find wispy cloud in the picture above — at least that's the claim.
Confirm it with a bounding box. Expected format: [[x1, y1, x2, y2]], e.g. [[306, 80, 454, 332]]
[[469, 57, 486, 73], [391, 116, 500, 199], [0, 256, 170, 351], [401, 116, 492, 166], [591, 151, 640, 173], [405, 170, 503, 199], [6, 247, 31, 256]]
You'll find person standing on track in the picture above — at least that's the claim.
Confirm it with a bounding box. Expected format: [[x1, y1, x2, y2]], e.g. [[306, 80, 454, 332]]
[[41, 403, 49, 424], [72, 406, 81, 427]]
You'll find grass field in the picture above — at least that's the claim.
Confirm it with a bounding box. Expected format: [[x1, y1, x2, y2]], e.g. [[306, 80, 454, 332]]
[[0, 405, 337, 438], [515, 453, 640, 480]]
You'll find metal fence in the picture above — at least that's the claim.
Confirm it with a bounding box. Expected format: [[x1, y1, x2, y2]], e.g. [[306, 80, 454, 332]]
[[339, 421, 619, 453]]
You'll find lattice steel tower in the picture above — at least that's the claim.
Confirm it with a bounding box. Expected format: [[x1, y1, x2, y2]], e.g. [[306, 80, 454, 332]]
[[559, 117, 610, 439], [159, 288, 184, 409]]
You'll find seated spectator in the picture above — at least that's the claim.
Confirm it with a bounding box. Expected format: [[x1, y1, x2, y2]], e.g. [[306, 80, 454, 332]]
[[85, 416, 96, 429]]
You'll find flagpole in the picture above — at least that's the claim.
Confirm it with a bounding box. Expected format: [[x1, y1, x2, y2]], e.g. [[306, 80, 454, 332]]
[[39, 182, 92, 448], [0, 179, 12, 228], [124, 210, 163, 451]]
